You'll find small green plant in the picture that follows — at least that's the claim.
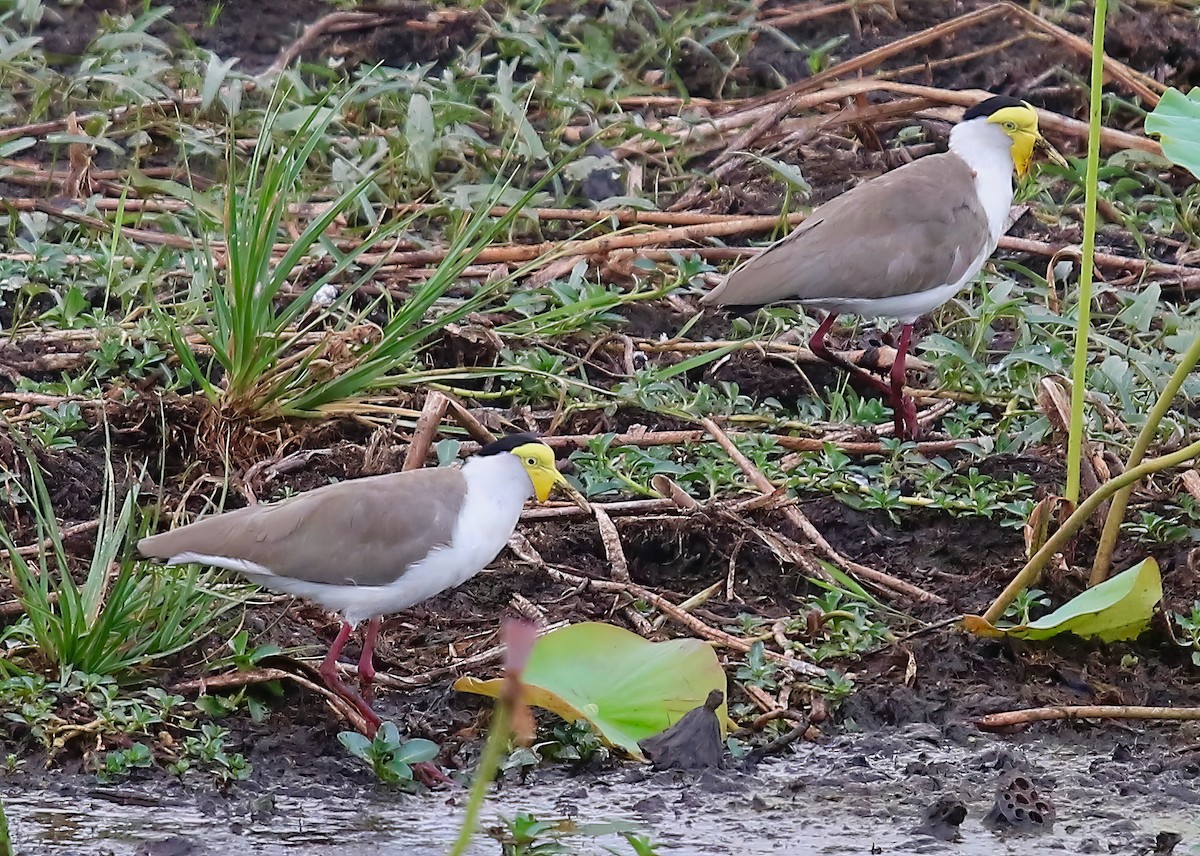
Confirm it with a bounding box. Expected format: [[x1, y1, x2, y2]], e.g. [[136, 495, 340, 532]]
[[1124, 510, 1190, 544], [28, 402, 86, 449], [169, 724, 252, 784], [222, 630, 283, 671], [166, 83, 575, 420], [338, 722, 439, 786], [537, 719, 611, 766], [1173, 602, 1200, 667], [727, 612, 769, 636], [792, 590, 892, 662], [1003, 588, 1052, 626], [99, 742, 154, 782], [494, 813, 569, 856], [810, 669, 855, 707], [620, 833, 664, 856], [735, 641, 779, 690], [194, 687, 275, 724]]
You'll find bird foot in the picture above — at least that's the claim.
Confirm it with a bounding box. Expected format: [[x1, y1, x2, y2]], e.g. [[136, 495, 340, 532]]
[[893, 396, 920, 441], [414, 760, 458, 789]]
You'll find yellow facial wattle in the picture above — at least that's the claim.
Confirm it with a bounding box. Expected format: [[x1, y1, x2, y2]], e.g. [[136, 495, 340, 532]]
[[512, 441, 567, 502], [987, 102, 1042, 177]]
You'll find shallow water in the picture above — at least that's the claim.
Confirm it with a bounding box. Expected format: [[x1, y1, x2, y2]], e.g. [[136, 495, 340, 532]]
[[5, 728, 1198, 855]]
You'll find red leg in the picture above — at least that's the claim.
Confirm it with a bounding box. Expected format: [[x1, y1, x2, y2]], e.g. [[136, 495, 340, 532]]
[[319, 621, 354, 681], [319, 621, 382, 736], [889, 323, 919, 440], [809, 312, 891, 396], [357, 617, 380, 699]]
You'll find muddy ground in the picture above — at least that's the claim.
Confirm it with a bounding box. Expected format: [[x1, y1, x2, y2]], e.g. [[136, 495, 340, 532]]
[[4, 0, 1200, 853]]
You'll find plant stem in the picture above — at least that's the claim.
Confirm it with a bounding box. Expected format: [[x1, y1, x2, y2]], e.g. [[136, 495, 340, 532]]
[[1064, 0, 1107, 505], [1090, 330, 1200, 584], [447, 705, 511, 856], [0, 796, 10, 856], [982, 436, 1200, 624]]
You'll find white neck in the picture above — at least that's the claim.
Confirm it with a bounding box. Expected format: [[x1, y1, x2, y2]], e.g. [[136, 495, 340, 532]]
[[948, 119, 1017, 244], [462, 453, 534, 506]]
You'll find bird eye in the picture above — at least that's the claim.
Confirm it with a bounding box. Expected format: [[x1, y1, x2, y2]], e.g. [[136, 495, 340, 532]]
[[1004, 121, 1018, 131], [526, 457, 538, 467]]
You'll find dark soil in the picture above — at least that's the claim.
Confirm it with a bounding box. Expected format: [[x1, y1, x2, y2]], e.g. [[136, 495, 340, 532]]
[[5, 2, 1200, 845]]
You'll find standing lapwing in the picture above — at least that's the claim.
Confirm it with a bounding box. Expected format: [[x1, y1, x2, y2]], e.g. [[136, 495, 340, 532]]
[[703, 95, 1066, 439]]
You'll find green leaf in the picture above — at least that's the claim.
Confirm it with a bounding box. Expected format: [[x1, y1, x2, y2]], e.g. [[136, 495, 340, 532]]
[[962, 557, 1161, 642], [337, 731, 372, 759], [404, 93, 436, 181], [0, 137, 35, 157], [1145, 87, 1200, 178], [45, 132, 125, 156], [274, 105, 339, 133], [739, 152, 811, 194], [454, 622, 726, 759], [200, 54, 240, 112], [393, 738, 439, 765]]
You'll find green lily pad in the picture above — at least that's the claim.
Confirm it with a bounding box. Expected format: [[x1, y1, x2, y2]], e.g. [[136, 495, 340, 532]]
[[963, 558, 1162, 643], [454, 622, 727, 759], [1145, 87, 1200, 179]]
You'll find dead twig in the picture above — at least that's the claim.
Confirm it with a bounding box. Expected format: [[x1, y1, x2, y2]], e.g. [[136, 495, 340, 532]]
[[976, 704, 1200, 731], [0, 95, 207, 142], [1036, 377, 1108, 513], [444, 397, 499, 446], [997, 235, 1200, 288], [522, 498, 677, 521], [0, 520, 101, 560], [261, 11, 388, 78], [1003, 2, 1163, 105], [475, 429, 973, 460], [747, 714, 813, 758], [171, 663, 374, 736], [701, 417, 943, 604], [593, 505, 656, 636], [402, 391, 450, 471]]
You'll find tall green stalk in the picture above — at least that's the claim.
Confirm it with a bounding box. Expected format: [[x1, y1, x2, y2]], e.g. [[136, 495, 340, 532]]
[[447, 703, 511, 856], [1090, 330, 1200, 584], [1065, 0, 1108, 505], [447, 619, 536, 856], [0, 797, 10, 856], [983, 435, 1200, 624]]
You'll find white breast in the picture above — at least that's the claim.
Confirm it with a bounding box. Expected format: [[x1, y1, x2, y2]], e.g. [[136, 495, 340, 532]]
[[948, 120, 1017, 246]]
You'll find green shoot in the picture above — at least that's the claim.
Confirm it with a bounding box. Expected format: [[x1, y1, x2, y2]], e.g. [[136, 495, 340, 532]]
[[1064, 0, 1106, 504]]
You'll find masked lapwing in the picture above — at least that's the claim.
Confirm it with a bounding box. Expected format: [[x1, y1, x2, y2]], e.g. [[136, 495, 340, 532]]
[[138, 433, 566, 732], [702, 95, 1066, 439]]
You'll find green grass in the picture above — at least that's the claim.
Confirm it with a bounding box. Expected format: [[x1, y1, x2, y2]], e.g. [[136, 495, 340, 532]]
[[0, 427, 245, 677]]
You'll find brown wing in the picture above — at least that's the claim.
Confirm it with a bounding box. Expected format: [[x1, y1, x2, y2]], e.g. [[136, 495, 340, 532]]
[[702, 154, 993, 306], [137, 467, 468, 586]]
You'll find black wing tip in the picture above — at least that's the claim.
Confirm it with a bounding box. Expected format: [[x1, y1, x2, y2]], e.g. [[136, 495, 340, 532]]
[[962, 95, 1027, 121], [477, 432, 544, 456]]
